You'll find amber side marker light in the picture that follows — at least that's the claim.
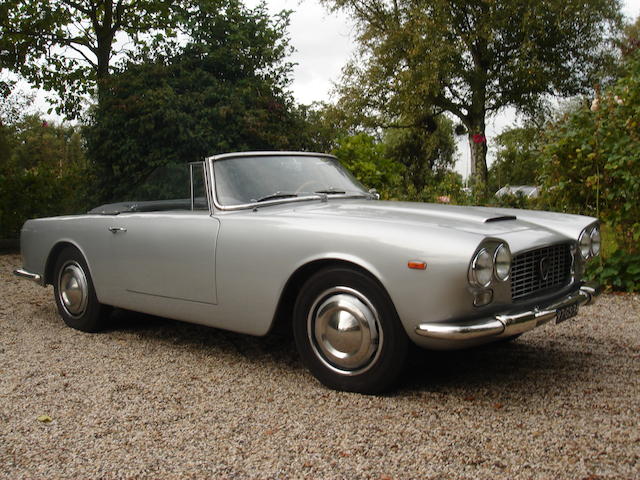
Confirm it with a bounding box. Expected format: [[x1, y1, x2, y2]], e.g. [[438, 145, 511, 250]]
[[408, 261, 427, 270]]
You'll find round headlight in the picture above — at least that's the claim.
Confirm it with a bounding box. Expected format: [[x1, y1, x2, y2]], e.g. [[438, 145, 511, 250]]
[[579, 229, 592, 259], [470, 248, 493, 287], [590, 226, 601, 257], [494, 243, 511, 281]]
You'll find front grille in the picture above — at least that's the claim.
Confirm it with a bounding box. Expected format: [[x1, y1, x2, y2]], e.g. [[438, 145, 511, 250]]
[[511, 243, 572, 301]]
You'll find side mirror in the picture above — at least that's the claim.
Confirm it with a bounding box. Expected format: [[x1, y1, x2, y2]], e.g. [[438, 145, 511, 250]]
[[368, 188, 380, 200]]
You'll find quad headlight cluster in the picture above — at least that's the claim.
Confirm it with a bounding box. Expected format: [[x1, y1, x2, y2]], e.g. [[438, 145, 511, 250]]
[[468, 242, 512, 289], [578, 224, 601, 260]]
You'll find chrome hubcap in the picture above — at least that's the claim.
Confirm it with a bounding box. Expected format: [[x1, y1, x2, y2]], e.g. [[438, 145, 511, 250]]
[[308, 287, 382, 375], [58, 261, 88, 317]]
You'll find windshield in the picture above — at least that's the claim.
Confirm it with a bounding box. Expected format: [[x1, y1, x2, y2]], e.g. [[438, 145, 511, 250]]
[[213, 154, 368, 206]]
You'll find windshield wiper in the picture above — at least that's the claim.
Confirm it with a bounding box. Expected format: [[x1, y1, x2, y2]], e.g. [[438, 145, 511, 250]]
[[254, 191, 299, 202], [314, 188, 346, 194]]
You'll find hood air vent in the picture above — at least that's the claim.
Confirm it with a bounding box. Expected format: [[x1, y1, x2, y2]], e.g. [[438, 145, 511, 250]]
[[484, 215, 517, 223]]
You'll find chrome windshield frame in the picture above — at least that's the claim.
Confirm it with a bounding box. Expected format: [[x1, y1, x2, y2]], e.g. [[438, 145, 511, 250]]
[[205, 151, 370, 212]]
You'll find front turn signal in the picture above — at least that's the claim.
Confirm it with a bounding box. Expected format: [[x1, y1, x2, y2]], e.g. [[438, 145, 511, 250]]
[[408, 261, 427, 270]]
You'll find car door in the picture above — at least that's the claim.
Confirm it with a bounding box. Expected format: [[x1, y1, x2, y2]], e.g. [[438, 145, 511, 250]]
[[109, 211, 220, 306]]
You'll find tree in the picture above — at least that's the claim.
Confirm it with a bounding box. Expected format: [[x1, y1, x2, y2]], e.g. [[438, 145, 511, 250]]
[[0, 75, 33, 127], [84, 0, 301, 201], [293, 102, 353, 153], [0, 0, 179, 116], [324, 0, 622, 195], [384, 115, 456, 195], [488, 126, 543, 194], [331, 133, 403, 196], [0, 115, 90, 238]]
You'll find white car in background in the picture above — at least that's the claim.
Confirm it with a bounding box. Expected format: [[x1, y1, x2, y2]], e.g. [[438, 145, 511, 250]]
[[495, 185, 540, 199]]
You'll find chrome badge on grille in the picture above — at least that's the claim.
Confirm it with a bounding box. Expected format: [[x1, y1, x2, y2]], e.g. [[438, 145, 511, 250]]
[[539, 257, 550, 281]]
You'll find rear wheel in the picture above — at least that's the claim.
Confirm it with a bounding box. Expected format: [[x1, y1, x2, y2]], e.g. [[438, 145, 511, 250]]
[[293, 266, 409, 394], [53, 246, 111, 332]]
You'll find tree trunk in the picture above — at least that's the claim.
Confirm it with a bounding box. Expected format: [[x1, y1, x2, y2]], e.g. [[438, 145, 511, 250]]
[[467, 119, 488, 199], [93, 1, 116, 105], [95, 43, 111, 105]]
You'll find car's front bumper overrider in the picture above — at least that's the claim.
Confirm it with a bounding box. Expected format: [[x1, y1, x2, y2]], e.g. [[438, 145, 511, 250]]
[[13, 268, 43, 285], [415, 282, 601, 341]]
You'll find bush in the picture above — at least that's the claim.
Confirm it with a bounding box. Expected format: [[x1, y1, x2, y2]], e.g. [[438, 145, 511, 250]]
[[0, 117, 91, 238], [537, 50, 640, 291], [539, 50, 640, 254], [588, 250, 640, 292], [331, 133, 404, 198]]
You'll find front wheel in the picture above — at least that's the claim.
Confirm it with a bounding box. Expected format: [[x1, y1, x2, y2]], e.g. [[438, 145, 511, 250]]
[[293, 267, 409, 394], [53, 246, 111, 332]]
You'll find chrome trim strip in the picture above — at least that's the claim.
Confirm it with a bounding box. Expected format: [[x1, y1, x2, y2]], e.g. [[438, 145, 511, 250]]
[[13, 268, 43, 284], [189, 163, 195, 211], [126, 289, 217, 305], [415, 283, 601, 340], [206, 151, 337, 162], [202, 159, 215, 216]]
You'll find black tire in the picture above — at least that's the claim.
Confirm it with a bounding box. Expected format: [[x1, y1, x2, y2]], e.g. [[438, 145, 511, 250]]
[[293, 266, 409, 394], [52, 246, 111, 332]]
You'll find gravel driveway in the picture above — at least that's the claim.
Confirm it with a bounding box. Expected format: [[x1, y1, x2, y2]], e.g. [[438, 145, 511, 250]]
[[1, 253, 639, 479]]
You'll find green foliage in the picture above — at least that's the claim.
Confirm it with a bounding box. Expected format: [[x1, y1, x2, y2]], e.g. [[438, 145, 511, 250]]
[[539, 50, 640, 255], [325, 0, 623, 191], [0, 76, 34, 126], [295, 102, 354, 153], [331, 133, 403, 197], [587, 250, 640, 292], [0, 116, 90, 238], [385, 115, 457, 194], [620, 15, 640, 57], [490, 192, 536, 210], [488, 126, 543, 194], [329, 115, 460, 201], [85, 0, 302, 202], [399, 170, 467, 205], [537, 47, 640, 292]]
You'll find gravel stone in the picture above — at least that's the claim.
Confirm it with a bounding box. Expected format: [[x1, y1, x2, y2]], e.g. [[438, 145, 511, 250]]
[[1, 253, 638, 479]]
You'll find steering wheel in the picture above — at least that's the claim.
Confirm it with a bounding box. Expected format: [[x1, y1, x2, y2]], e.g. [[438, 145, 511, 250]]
[[296, 181, 320, 194]]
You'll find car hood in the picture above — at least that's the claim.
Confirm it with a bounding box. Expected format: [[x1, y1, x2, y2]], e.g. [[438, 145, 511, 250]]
[[283, 199, 533, 235]]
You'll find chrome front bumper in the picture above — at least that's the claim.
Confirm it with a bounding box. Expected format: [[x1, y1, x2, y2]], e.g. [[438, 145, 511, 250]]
[[416, 283, 601, 341]]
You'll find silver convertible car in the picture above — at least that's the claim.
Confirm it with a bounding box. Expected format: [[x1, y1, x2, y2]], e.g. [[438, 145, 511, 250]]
[[14, 152, 601, 393]]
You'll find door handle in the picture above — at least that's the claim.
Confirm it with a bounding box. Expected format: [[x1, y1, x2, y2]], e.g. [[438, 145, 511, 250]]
[[108, 227, 127, 233]]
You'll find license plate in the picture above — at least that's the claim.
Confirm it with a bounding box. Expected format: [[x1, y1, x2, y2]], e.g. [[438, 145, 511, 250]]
[[556, 303, 579, 324]]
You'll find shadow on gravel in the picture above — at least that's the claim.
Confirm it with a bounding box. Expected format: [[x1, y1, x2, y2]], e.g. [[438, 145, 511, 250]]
[[101, 308, 590, 400], [106, 308, 300, 367], [398, 340, 590, 400]]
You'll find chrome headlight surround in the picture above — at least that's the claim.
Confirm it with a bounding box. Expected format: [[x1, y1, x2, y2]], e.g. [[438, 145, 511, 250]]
[[469, 248, 494, 288], [579, 224, 601, 260], [590, 225, 601, 257], [493, 243, 511, 281], [578, 228, 592, 260]]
